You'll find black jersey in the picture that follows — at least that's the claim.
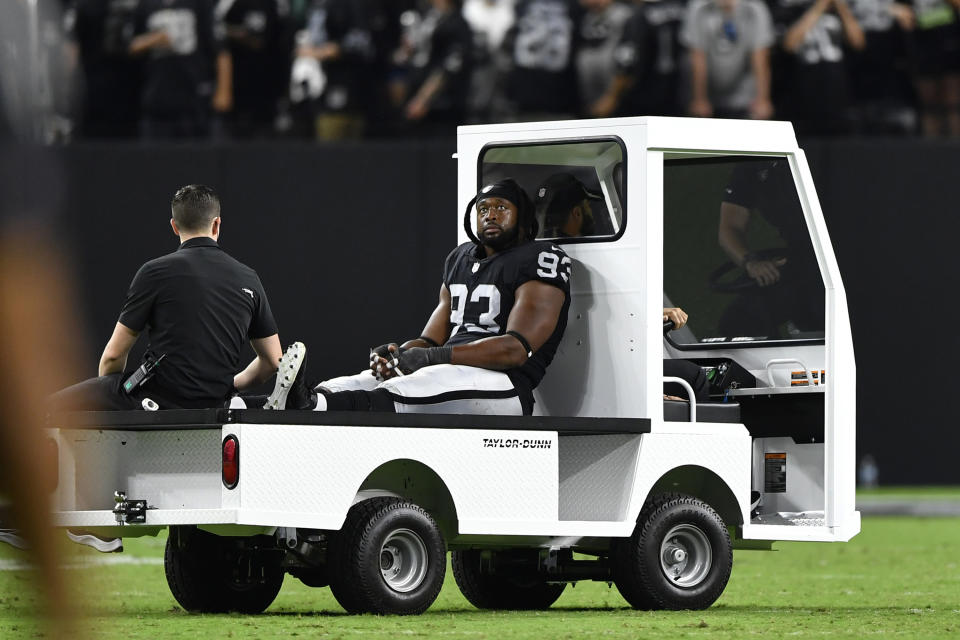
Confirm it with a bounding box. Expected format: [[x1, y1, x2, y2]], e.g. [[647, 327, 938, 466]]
[[506, 0, 580, 115], [409, 7, 473, 121], [772, 0, 851, 131], [133, 0, 223, 117], [614, 0, 687, 116], [221, 0, 281, 115], [68, 0, 142, 135], [303, 0, 378, 114], [442, 240, 571, 393]]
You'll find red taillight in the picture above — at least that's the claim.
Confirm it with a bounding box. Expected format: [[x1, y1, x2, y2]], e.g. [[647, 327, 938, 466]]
[[222, 435, 239, 489]]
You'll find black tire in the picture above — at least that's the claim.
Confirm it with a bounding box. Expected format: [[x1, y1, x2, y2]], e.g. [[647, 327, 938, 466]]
[[289, 567, 329, 588], [326, 497, 446, 615], [451, 549, 566, 610], [613, 493, 732, 610], [164, 526, 284, 614]]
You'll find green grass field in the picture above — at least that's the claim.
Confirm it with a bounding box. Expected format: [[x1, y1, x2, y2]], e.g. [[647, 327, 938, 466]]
[[2, 494, 959, 639]]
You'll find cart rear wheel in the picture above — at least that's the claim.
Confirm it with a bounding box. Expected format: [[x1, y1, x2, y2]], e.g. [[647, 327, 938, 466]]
[[327, 498, 446, 615], [164, 526, 284, 614]]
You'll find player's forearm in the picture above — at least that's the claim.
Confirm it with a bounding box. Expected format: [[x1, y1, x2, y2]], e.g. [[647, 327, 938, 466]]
[[450, 335, 529, 370], [398, 337, 434, 351]]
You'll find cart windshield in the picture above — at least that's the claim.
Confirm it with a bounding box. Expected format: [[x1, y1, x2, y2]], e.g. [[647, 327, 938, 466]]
[[480, 139, 625, 243], [663, 154, 825, 347]]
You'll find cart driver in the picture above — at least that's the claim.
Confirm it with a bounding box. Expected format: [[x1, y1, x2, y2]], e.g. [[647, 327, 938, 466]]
[[534, 172, 708, 403]]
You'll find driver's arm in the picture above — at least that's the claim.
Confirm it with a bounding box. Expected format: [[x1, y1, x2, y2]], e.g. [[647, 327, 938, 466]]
[[233, 334, 282, 391], [719, 201, 783, 287], [99, 323, 139, 376], [718, 201, 752, 266], [449, 280, 566, 370]]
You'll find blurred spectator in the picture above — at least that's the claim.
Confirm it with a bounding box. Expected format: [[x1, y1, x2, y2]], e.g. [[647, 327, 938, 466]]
[[908, 0, 960, 136], [2, 7, 84, 633], [848, 0, 916, 133], [65, 0, 140, 138], [129, 0, 233, 139], [593, 0, 689, 117], [773, 0, 865, 135], [0, 0, 78, 142], [575, 0, 633, 117], [681, 0, 775, 119], [219, 0, 285, 137], [504, 0, 580, 120], [295, 0, 377, 140], [1, 1, 36, 139], [363, 0, 413, 136], [398, 0, 473, 134], [463, 0, 515, 122]]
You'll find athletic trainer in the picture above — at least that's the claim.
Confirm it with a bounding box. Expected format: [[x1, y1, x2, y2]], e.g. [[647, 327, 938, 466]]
[[51, 184, 282, 410], [266, 179, 571, 415]]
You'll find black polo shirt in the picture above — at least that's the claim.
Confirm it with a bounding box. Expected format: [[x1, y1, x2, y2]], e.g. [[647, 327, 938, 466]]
[[118, 237, 277, 407]]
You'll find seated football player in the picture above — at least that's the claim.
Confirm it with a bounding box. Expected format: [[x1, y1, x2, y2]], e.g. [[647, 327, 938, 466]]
[[265, 179, 571, 415]]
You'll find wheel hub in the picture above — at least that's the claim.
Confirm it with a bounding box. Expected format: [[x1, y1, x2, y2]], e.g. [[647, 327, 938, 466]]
[[659, 524, 712, 588], [379, 528, 429, 593]]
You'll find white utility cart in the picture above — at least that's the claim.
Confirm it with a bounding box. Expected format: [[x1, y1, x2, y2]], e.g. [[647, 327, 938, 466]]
[[47, 117, 858, 615]]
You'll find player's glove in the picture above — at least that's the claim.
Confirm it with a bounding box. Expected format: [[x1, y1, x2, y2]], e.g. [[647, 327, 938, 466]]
[[370, 343, 404, 381], [394, 346, 453, 375], [371, 342, 401, 359]]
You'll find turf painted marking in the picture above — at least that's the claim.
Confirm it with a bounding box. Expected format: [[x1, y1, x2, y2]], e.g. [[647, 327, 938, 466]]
[[0, 556, 163, 571]]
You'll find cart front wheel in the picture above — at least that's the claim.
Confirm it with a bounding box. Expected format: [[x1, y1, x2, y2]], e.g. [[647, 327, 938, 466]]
[[613, 493, 732, 610]]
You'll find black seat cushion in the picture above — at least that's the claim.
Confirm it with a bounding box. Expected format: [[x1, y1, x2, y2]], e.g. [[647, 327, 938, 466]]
[[664, 400, 740, 423]]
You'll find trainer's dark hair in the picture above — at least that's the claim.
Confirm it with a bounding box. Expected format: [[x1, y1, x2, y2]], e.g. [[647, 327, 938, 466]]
[[463, 179, 538, 246], [171, 184, 220, 232]]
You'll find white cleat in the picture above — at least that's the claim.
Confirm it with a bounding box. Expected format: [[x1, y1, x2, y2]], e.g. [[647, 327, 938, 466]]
[[263, 342, 307, 410]]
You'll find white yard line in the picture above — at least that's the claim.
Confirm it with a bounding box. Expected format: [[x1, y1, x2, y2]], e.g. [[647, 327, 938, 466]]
[[0, 556, 164, 571], [856, 500, 960, 517]]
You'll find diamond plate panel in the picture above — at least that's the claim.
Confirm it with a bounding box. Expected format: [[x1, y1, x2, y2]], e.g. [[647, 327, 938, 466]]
[[58, 429, 221, 512], [558, 435, 641, 521]]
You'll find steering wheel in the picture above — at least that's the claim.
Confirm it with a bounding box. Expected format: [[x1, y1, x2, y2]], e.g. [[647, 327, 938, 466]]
[[708, 248, 788, 293], [663, 319, 675, 334]]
